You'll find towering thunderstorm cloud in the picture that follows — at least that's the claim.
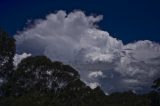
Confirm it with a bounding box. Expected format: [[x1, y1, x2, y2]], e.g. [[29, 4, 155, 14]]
[[14, 10, 160, 94]]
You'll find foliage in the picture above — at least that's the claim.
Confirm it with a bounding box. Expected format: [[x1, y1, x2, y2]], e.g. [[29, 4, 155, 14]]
[[1, 56, 107, 106], [152, 78, 160, 92], [0, 28, 15, 85]]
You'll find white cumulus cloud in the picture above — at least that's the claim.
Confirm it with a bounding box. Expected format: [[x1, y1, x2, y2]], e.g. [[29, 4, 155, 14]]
[[14, 10, 160, 94], [88, 71, 105, 78], [88, 82, 100, 89], [13, 53, 32, 67]]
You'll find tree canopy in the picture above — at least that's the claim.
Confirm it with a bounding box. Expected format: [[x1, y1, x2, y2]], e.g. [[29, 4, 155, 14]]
[[0, 28, 15, 84]]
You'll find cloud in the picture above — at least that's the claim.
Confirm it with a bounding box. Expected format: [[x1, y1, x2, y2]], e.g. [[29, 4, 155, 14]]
[[14, 10, 160, 94], [87, 82, 100, 89], [13, 53, 31, 67], [88, 71, 105, 78]]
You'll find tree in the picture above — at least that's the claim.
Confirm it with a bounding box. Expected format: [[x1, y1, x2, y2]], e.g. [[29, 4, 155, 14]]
[[1, 56, 107, 106], [2, 56, 80, 96], [0, 28, 15, 86], [152, 78, 160, 92], [148, 78, 160, 106]]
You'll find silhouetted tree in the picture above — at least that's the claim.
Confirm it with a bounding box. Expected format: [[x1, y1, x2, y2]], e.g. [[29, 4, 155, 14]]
[[152, 78, 160, 92], [0, 28, 15, 96], [1, 56, 107, 106], [149, 78, 160, 106]]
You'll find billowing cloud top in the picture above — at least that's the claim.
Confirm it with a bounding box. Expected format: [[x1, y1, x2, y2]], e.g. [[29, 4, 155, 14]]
[[14, 10, 160, 94]]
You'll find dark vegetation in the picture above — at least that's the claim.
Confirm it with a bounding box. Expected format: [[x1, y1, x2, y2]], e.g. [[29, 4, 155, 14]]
[[0, 28, 160, 106]]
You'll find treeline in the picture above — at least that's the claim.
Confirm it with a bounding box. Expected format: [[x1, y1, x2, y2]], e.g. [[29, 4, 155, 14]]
[[0, 28, 159, 106]]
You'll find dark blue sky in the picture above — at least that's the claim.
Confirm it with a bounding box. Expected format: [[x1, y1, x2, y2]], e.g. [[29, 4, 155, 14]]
[[0, 0, 160, 43]]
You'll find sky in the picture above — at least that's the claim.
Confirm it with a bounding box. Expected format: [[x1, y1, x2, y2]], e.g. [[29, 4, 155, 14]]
[[0, 0, 160, 94], [0, 0, 160, 43]]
